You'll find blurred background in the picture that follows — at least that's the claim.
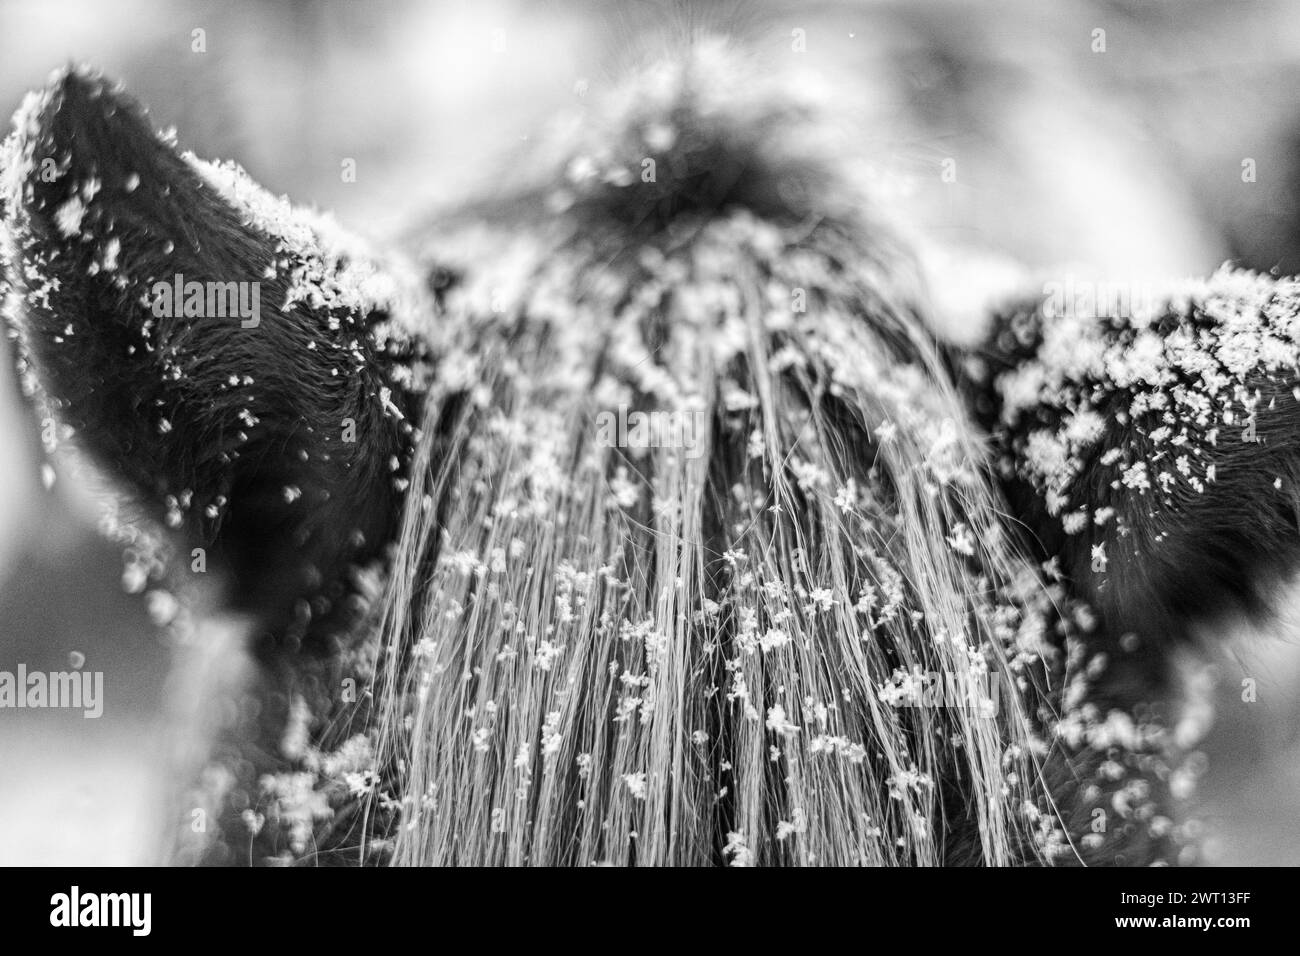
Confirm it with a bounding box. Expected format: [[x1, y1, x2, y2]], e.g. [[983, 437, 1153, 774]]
[[2, 0, 1299, 864]]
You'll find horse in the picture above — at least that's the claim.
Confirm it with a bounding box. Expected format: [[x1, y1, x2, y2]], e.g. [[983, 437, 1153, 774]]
[[2, 37, 1291, 866]]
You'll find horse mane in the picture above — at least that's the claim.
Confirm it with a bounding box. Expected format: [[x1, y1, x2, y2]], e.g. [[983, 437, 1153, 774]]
[[366, 39, 1068, 866]]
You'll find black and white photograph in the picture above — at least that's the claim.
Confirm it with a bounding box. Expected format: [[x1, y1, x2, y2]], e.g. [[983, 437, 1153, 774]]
[[0, 0, 1291, 933]]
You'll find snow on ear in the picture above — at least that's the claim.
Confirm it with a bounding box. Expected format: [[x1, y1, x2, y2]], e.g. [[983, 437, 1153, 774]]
[[956, 267, 1300, 650], [0, 66, 433, 632]]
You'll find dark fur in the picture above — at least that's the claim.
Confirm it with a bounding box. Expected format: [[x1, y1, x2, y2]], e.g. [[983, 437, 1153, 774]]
[[1, 70, 430, 863]]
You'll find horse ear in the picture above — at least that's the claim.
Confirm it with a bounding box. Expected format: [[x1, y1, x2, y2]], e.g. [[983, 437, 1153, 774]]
[[955, 270, 1300, 656], [0, 67, 429, 635]]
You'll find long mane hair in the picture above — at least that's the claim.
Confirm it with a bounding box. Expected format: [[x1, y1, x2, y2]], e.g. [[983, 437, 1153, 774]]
[[365, 40, 1067, 866]]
